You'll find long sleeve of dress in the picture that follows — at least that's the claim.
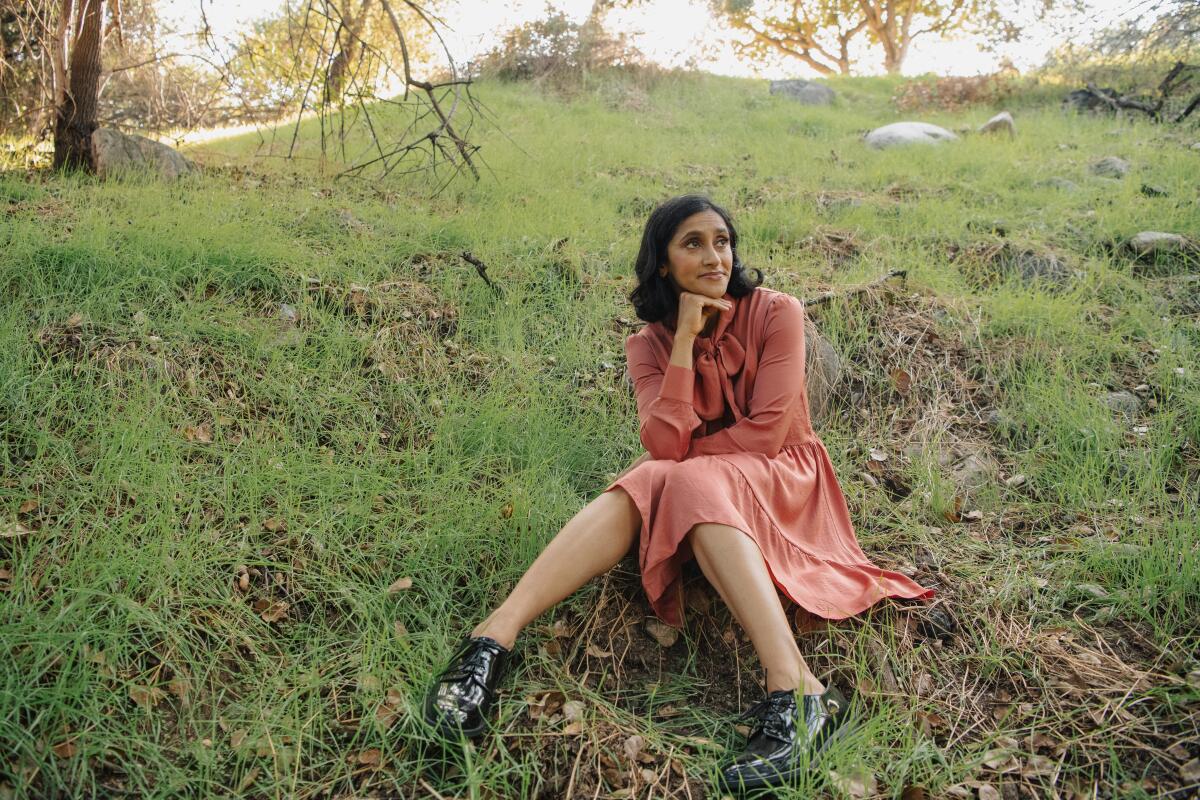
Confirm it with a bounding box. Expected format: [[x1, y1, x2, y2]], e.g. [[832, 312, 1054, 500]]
[[626, 334, 703, 462], [684, 294, 806, 459]]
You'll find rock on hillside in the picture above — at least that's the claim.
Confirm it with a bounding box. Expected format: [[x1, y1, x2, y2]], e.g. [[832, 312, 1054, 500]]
[[978, 111, 1015, 137], [769, 79, 836, 106], [1089, 156, 1130, 178], [864, 122, 958, 149], [92, 128, 192, 180], [805, 322, 842, 425]]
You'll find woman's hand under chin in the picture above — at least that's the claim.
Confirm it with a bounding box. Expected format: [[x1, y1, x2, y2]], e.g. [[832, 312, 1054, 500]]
[[676, 291, 732, 339]]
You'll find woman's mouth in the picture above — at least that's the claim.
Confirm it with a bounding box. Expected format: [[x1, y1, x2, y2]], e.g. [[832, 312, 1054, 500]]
[[701, 272, 725, 280]]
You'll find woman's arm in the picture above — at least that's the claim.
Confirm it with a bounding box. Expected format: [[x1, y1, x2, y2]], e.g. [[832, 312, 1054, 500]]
[[684, 294, 806, 459], [626, 333, 704, 462]]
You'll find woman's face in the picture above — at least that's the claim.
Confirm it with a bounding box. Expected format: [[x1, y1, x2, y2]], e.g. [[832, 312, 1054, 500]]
[[658, 209, 733, 299]]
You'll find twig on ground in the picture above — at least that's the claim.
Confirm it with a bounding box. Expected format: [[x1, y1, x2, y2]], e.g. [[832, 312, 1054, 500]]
[[460, 251, 504, 296], [803, 269, 908, 308]]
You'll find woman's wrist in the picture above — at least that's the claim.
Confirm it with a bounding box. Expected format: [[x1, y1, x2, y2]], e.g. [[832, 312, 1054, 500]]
[[669, 333, 695, 369]]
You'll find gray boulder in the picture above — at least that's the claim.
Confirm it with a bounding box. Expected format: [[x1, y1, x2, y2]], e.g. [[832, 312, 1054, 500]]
[[1063, 87, 1119, 113], [1090, 156, 1130, 178], [1099, 391, 1141, 419], [1005, 249, 1073, 287], [769, 79, 836, 106], [804, 322, 842, 424], [864, 122, 958, 150], [978, 111, 1015, 137], [1040, 177, 1080, 192], [1129, 231, 1189, 257], [92, 128, 192, 180], [950, 452, 998, 493]]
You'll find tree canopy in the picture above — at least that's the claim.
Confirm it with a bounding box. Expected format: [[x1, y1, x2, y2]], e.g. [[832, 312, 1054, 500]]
[[713, 0, 1025, 75]]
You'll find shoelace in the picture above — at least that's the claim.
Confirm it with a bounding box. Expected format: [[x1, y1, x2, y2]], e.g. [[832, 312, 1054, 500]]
[[436, 640, 504, 697], [736, 691, 796, 744]]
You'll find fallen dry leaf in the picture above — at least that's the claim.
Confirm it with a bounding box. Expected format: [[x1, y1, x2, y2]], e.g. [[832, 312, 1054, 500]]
[[237, 766, 260, 793], [1022, 755, 1057, 777], [1, 520, 33, 538], [942, 495, 964, 523], [624, 734, 645, 762], [901, 787, 928, 800], [52, 739, 77, 759], [644, 618, 678, 647], [890, 368, 912, 395], [18, 499, 38, 514], [1181, 758, 1200, 783], [231, 729, 249, 749], [1167, 742, 1189, 760], [262, 517, 286, 532], [982, 748, 1019, 773], [562, 700, 585, 722], [182, 424, 213, 443], [1076, 583, 1109, 599], [526, 690, 566, 720], [585, 643, 613, 658], [393, 620, 408, 638], [356, 748, 382, 766], [375, 700, 402, 729], [167, 678, 190, 708], [977, 786, 1000, 800], [129, 684, 165, 710], [259, 600, 289, 623], [387, 576, 413, 594], [828, 767, 878, 799]]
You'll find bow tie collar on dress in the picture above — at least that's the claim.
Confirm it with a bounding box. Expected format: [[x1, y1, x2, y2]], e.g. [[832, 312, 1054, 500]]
[[665, 291, 746, 423]]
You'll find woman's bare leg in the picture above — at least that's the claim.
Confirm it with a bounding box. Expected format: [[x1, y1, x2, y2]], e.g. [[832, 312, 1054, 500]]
[[688, 522, 825, 695], [469, 487, 641, 650]]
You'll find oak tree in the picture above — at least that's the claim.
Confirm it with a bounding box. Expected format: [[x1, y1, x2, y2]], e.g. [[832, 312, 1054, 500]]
[[714, 0, 1019, 75]]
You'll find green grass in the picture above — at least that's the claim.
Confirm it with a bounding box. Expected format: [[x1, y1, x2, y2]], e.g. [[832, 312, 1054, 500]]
[[1, 71, 1198, 798]]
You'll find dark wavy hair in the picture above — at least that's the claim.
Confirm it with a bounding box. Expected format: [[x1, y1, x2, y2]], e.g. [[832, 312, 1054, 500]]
[[628, 194, 764, 323]]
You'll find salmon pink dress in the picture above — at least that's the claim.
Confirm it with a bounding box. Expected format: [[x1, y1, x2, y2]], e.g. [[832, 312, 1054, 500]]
[[602, 286, 934, 628]]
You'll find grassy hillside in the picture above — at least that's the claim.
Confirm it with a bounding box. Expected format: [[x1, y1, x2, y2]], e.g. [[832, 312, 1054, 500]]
[[1, 72, 1198, 798]]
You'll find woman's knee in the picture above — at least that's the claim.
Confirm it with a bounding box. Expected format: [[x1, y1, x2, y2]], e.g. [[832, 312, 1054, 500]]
[[593, 487, 641, 541], [658, 457, 708, 498]]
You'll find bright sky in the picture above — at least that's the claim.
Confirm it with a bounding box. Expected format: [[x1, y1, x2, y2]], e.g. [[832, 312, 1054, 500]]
[[160, 0, 1148, 78]]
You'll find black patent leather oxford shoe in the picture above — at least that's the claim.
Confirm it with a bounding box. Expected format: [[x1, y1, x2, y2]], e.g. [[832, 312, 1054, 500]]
[[422, 635, 514, 740], [715, 685, 850, 793]]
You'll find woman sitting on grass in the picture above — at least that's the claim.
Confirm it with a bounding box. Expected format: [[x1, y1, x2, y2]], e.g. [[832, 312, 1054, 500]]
[[422, 194, 934, 793]]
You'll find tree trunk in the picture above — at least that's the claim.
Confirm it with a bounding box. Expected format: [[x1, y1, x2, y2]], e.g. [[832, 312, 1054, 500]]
[[324, 0, 374, 105], [53, 0, 105, 171]]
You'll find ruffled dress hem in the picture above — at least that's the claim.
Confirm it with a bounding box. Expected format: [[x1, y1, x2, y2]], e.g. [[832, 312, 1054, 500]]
[[603, 439, 936, 629]]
